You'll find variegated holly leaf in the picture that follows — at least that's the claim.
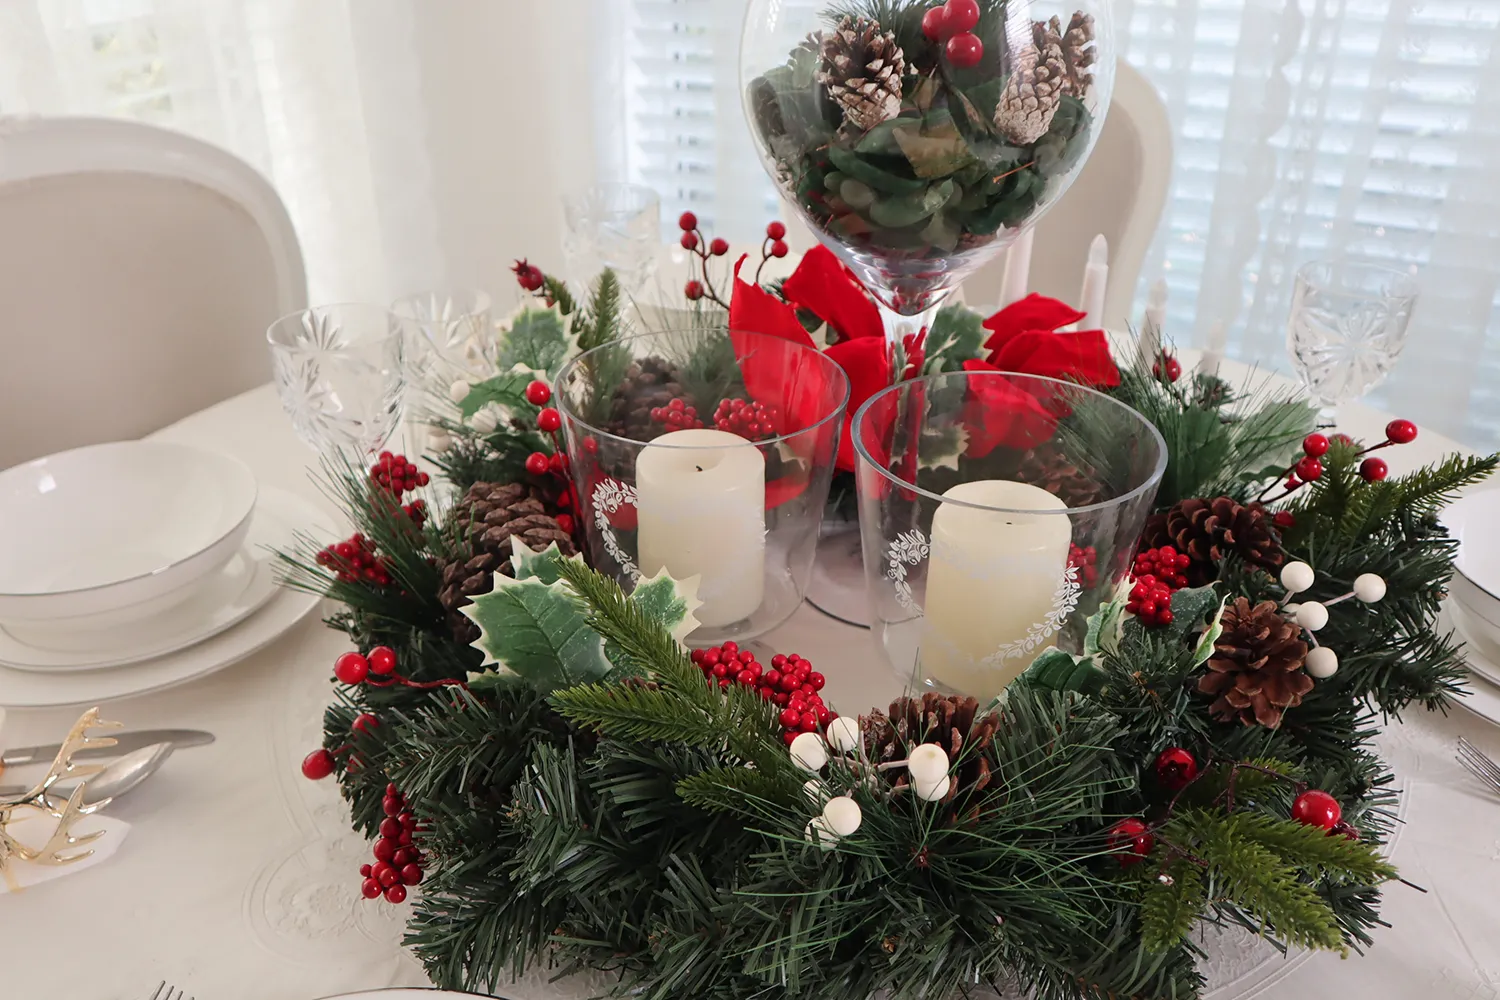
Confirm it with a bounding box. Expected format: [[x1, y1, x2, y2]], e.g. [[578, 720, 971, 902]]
[[458, 369, 534, 419], [1192, 597, 1228, 667], [917, 424, 968, 471], [463, 575, 609, 692], [496, 303, 578, 379], [509, 538, 584, 585], [1083, 597, 1126, 658], [1123, 584, 1221, 644], [630, 569, 703, 647], [1019, 647, 1104, 696], [922, 305, 987, 374]]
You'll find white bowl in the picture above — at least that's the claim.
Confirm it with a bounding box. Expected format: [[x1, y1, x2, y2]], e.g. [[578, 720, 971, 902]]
[[1442, 491, 1500, 601], [0, 441, 257, 622]]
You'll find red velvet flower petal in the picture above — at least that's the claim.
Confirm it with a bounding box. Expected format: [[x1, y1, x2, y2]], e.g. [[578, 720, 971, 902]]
[[825, 335, 894, 471], [981, 293, 1088, 356], [959, 360, 1059, 458], [989, 328, 1121, 388], [780, 244, 884, 343]]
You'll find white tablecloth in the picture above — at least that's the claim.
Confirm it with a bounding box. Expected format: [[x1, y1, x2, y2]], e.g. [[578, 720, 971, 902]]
[[3, 367, 1498, 1000]]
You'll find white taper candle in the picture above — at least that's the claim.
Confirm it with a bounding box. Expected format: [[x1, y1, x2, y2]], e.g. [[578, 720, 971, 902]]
[[1137, 278, 1167, 370], [1073, 234, 1109, 331], [998, 230, 1035, 308], [1199, 320, 1227, 378]]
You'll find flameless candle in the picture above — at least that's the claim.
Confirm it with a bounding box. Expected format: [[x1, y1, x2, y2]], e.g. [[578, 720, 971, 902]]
[[635, 428, 765, 627], [1199, 320, 1227, 378], [1072, 234, 1109, 331], [1137, 278, 1167, 369], [998, 230, 1034, 308], [920, 480, 1072, 700]]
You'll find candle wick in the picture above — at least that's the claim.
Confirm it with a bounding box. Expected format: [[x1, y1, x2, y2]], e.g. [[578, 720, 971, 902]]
[[695, 464, 703, 472]]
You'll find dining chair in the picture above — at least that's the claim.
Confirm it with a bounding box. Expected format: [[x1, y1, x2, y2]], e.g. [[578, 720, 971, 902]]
[[0, 116, 306, 469], [961, 58, 1173, 327]]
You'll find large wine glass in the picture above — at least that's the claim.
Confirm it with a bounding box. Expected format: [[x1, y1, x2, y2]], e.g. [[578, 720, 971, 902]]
[[741, 0, 1115, 342]]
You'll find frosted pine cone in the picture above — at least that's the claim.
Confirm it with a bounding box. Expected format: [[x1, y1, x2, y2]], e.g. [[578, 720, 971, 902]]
[[817, 16, 905, 132], [994, 19, 1067, 145]]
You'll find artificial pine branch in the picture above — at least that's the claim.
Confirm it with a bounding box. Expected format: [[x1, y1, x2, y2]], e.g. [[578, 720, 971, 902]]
[[580, 268, 623, 352], [542, 274, 577, 316], [1140, 859, 1206, 952]]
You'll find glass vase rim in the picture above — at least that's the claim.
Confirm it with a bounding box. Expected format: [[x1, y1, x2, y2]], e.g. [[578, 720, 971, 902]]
[[564, 181, 661, 213], [850, 369, 1169, 516], [266, 302, 402, 346], [1294, 258, 1419, 298], [553, 326, 853, 451], [389, 289, 495, 318]]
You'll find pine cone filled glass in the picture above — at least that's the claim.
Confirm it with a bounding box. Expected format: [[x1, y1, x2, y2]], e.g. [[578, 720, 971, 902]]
[[741, 0, 1115, 339], [1199, 597, 1313, 729]]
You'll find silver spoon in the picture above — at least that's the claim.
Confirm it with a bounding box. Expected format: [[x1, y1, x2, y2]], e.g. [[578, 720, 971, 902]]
[[0, 742, 175, 803]]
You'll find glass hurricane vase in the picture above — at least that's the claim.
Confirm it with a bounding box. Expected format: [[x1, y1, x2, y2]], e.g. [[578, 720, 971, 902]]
[[741, 0, 1115, 339], [555, 327, 850, 643], [852, 370, 1164, 700]]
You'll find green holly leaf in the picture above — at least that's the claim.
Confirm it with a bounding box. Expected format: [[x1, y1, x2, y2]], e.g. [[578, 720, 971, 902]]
[[464, 575, 610, 692], [1019, 647, 1103, 696], [917, 423, 967, 471], [497, 303, 578, 379], [458, 369, 534, 419], [509, 538, 584, 584], [1084, 598, 1126, 658], [1165, 585, 1221, 640], [1192, 597, 1228, 667], [922, 306, 987, 375], [465, 668, 525, 695], [630, 569, 703, 646]]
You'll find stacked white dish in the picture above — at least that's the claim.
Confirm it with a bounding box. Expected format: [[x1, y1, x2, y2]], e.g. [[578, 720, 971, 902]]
[[0, 441, 330, 707], [1439, 490, 1500, 724]]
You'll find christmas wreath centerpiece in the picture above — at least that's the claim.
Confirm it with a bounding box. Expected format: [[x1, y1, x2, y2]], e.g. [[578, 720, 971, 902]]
[[283, 255, 1497, 1000]]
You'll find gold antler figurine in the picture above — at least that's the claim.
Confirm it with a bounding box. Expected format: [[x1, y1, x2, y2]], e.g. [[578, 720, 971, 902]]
[[0, 707, 123, 890]]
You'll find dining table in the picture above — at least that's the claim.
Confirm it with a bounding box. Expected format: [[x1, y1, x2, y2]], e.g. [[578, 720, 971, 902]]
[[3, 354, 1499, 1000]]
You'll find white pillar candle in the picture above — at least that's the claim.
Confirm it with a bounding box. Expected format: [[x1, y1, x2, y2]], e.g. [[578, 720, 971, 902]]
[[998, 229, 1034, 308], [1137, 278, 1167, 370], [920, 481, 1072, 700], [1071, 234, 1109, 331], [635, 428, 765, 627], [1198, 320, 1227, 378]]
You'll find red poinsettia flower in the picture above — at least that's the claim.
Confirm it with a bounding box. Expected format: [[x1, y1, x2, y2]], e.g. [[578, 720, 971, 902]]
[[959, 360, 1059, 459], [982, 293, 1120, 388], [779, 244, 884, 344]]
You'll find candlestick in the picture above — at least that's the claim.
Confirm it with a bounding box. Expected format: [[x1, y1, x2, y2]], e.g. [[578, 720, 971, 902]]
[[1137, 278, 1167, 369], [998, 230, 1034, 308], [1199, 320, 1227, 378], [919, 480, 1072, 700], [1072, 234, 1109, 331], [635, 428, 766, 627]]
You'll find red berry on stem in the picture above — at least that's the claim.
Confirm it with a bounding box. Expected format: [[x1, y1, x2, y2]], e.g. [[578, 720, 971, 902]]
[[945, 31, 983, 67], [401, 863, 424, 885], [525, 452, 550, 476], [374, 838, 396, 863], [384, 883, 407, 904], [1153, 747, 1199, 791], [301, 749, 336, 780], [680, 231, 699, 251], [1106, 818, 1154, 866], [1302, 433, 1330, 457], [1273, 510, 1296, 529], [536, 408, 562, 433], [710, 237, 729, 256], [1291, 789, 1342, 829], [1360, 456, 1389, 482], [380, 817, 402, 839], [678, 211, 697, 232], [334, 652, 369, 685], [921, 5, 947, 40], [766, 220, 787, 240], [368, 646, 397, 675], [685, 280, 704, 301], [770, 240, 788, 258], [945, 0, 980, 31], [362, 878, 382, 899], [1295, 456, 1323, 482], [525, 380, 551, 406], [1385, 418, 1417, 444], [352, 713, 379, 735]]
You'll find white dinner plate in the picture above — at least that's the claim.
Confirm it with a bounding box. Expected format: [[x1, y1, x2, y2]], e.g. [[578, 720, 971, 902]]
[[1440, 604, 1500, 727], [0, 487, 333, 709], [0, 498, 291, 670], [1439, 490, 1500, 602]]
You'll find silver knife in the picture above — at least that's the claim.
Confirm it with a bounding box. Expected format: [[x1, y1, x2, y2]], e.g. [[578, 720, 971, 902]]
[[1, 729, 214, 767]]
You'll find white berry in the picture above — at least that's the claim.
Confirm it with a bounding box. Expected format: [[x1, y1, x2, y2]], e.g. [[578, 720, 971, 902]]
[[822, 796, 863, 837], [1306, 646, 1339, 678], [826, 716, 861, 754], [802, 779, 826, 805], [790, 732, 828, 772], [804, 816, 836, 849], [913, 774, 950, 802], [906, 743, 949, 785], [471, 407, 498, 433], [1280, 561, 1316, 594], [1353, 573, 1387, 603], [1296, 601, 1329, 631], [448, 379, 471, 402]]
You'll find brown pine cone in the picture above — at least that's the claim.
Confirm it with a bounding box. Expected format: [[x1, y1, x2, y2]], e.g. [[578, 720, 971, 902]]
[[438, 482, 577, 645], [1016, 446, 1103, 508], [994, 19, 1067, 144], [1140, 496, 1282, 587], [863, 693, 999, 823], [817, 16, 905, 132], [603, 357, 684, 441], [1198, 597, 1312, 728], [1056, 12, 1097, 96]]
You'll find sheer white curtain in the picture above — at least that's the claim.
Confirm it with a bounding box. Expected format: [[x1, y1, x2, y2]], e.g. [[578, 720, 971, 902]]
[[0, 0, 594, 307]]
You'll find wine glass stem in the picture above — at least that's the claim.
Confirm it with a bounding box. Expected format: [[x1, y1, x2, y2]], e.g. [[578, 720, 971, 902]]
[[876, 299, 943, 353], [1316, 404, 1337, 429]]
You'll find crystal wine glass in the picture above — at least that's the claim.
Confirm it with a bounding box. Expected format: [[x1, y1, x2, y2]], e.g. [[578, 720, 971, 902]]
[[1286, 260, 1418, 424], [740, 0, 1115, 343], [391, 290, 494, 451], [562, 183, 661, 300], [268, 304, 406, 460]]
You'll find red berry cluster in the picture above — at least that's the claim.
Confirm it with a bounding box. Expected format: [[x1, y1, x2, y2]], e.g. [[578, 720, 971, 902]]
[[370, 452, 428, 497], [1067, 544, 1098, 588], [316, 534, 392, 586], [1151, 352, 1182, 383], [331, 646, 467, 694], [652, 397, 705, 431], [677, 216, 789, 305], [689, 644, 832, 745], [359, 784, 424, 904], [1106, 818, 1155, 867], [1127, 545, 1189, 627], [1265, 419, 1417, 502], [511, 258, 545, 292], [922, 0, 983, 68], [713, 398, 780, 440], [402, 499, 428, 528]]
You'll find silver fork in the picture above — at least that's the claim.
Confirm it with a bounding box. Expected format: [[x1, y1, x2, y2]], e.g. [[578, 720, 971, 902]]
[[1456, 737, 1500, 795], [150, 982, 194, 1000]]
